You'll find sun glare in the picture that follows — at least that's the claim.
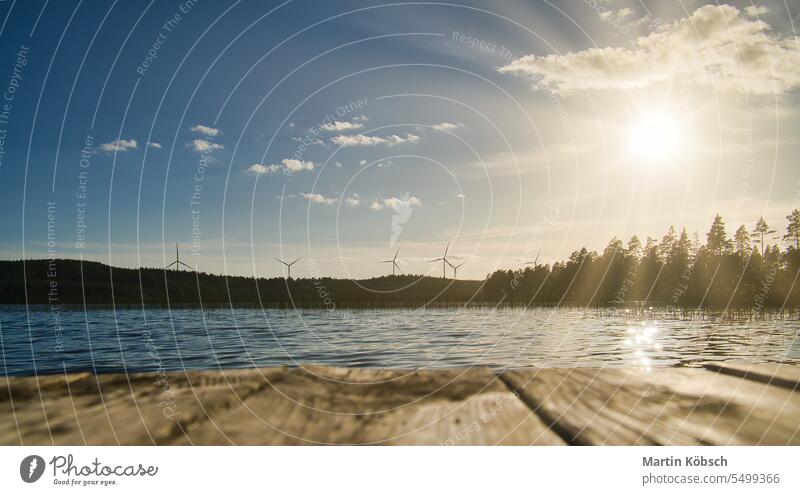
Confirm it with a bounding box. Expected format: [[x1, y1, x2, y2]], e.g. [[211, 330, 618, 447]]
[[626, 113, 682, 162]]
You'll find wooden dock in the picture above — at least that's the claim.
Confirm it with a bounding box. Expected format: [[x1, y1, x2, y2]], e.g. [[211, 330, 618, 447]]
[[2, 363, 799, 445]]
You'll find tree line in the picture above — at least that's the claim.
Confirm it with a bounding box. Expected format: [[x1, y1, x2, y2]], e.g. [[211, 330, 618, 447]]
[[483, 209, 800, 309], [2, 210, 799, 309], [0, 259, 483, 307]]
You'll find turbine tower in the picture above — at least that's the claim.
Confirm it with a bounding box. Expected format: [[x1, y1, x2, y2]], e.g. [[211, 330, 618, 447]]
[[379, 248, 402, 276], [165, 243, 193, 271], [274, 257, 302, 279], [429, 241, 451, 278]]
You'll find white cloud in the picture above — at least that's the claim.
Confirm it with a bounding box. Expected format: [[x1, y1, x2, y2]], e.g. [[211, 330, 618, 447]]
[[188, 139, 224, 153], [345, 193, 360, 206], [320, 120, 363, 132], [359, 159, 368, 166], [457, 193, 467, 199], [744, 5, 768, 17], [432, 122, 462, 131], [245, 158, 316, 174], [330, 133, 421, 147], [301, 192, 338, 204], [147, 142, 162, 149], [370, 195, 422, 211], [191, 124, 221, 136], [617, 7, 634, 19], [335, 161, 343, 167], [498, 4, 800, 96], [247, 163, 280, 174], [599, 7, 634, 23], [282, 158, 315, 172], [98, 139, 138, 153], [331, 135, 384, 147], [290, 135, 323, 146]]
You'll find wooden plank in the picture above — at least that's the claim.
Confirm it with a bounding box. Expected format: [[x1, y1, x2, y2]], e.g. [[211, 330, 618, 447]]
[[614, 367, 800, 445], [500, 368, 691, 445], [704, 362, 800, 391], [7, 365, 799, 446], [175, 366, 563, 445], [376, 390, 561, 445], [501, 367, 800, 446], [0, 367, 287, 445]]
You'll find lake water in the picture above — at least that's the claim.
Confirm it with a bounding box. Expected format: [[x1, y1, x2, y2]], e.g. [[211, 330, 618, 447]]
[[1, 307, 799, 375]]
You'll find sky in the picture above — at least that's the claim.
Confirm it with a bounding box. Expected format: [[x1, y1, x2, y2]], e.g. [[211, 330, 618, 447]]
[[0, 0, 798, 279]]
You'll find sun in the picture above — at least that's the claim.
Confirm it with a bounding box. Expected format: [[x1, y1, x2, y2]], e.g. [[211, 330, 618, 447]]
[[626, 112, 682, 161]]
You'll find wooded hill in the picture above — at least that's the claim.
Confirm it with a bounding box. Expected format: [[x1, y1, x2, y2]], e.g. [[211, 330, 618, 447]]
[[0, 259, 485, 307], [3, 211, 800, 309]]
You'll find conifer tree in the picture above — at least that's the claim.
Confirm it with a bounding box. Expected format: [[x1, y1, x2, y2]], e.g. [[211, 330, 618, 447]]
[[706, 214, 731, 257], [734, 225, 752, 255], [784, 209, 800, 250], [752, 217, 775, 255]]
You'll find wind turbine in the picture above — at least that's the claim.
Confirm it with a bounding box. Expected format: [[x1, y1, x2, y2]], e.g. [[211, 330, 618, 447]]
[[274, 257, 302, 279], [449, 261, 466, 280], [429, 241, 451, 278], [165, 243, 193, 271], [523, 248, 542, 268], [379, 248, 402, 276]]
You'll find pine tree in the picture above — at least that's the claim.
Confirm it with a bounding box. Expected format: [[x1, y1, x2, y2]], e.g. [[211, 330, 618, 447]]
[[662, 228, 692, 296], [752, 217, 775, 255], [784, 209, 800, 250], [673, 229, 692, 263], [706, 214, 731, 257], [691, 231, 701, 258], [627, 235, 642, 259], [660, 226, 677, 260], [734, 225, 752, 255]]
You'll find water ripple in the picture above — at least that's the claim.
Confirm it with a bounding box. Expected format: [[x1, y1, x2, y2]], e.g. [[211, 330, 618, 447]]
[[0, 307, 798, 375]]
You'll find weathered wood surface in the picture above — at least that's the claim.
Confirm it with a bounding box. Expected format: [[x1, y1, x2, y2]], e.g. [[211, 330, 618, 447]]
[[1, 363, 798, 445], [703, 361, 800, 391], [502, 367, 800, 446]]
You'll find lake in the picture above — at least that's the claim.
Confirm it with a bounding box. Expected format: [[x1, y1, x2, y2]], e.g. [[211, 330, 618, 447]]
[[1, 306, 799, 375]]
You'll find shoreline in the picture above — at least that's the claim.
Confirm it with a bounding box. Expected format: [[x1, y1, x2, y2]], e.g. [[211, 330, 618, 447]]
[[4, 303, 800, 314]]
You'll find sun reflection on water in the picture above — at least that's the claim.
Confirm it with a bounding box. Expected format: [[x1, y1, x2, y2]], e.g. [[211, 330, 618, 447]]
[[623, 321, 661, 372]]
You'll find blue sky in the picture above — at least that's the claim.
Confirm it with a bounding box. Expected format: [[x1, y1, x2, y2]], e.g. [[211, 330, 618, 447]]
[[1, 0, 799, 278]]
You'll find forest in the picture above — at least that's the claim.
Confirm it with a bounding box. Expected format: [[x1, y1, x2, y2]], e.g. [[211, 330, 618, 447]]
[[1, 210, 799, 310], [483, 209, 800, 309]]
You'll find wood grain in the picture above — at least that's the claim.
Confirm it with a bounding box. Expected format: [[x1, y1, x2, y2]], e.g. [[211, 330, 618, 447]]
[[2, 363, 798, 445], [704, 361, 800, 391], [501, 366, 800, 445]]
